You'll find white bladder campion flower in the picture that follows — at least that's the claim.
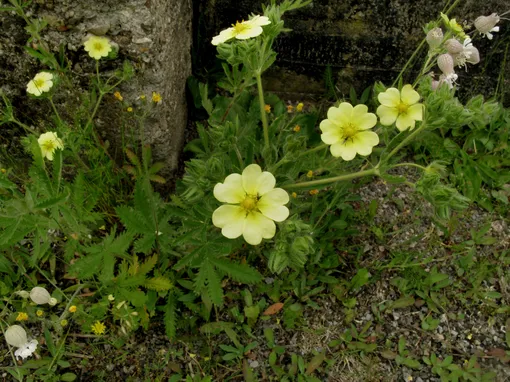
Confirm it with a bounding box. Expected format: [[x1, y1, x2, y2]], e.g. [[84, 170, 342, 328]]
[[38, 132, 64, 161], [475, 13, 500, 40], [426, 27, 443, 49], [30, 286, 57, 306], [452, 38, 480, 69], [319, 103, 379, 161], [377, 85, 423, 131], [83, 35, 112, 60], [212, 15, 271, 45], [26, 72, 54, 96], [212, 164, 289, 245], [5, 325, 38, 361]]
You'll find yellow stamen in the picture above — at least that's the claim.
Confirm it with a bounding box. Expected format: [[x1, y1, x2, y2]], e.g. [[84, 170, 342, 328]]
[[233, 21, 248, 34], [240, 195, 258, 212], [397, 103, 409, 114]]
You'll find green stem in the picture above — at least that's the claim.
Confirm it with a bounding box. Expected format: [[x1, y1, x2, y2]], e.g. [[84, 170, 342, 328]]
[[298, 143, 329, 157], [391, 162, 427, 171], [9, 118, 33, 134], [382, 121, 427, 164], [48, 96, 63, 127], [255, 71, 269, 148], [284, 168, 379, 189]]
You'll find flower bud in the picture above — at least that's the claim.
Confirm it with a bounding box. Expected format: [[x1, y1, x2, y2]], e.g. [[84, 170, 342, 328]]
[[30, 287, 52, 305], [5, 325, 28, 347], [16, 291, 30, 299], [437, 54, 455, 74], [49, 297, 58, 306], [444, 38, 463, 54], [426, 27, 443, 49], [431, 80, 440, 91], [475, 13, 500, 34]]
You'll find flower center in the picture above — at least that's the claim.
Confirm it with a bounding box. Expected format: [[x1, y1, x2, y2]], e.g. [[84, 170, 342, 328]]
[[94, 42, 104, 51], [342, 123, 358, 140], [34, 79, 45, 88], [233, 21, 248, 34], [42, 141, 56, 151], [240, 194, 258, 212], [397, 102, 409, 114]]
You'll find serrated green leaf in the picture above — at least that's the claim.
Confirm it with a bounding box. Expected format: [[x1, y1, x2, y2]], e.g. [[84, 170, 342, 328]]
[[165, 293, 177, 339], [145, 277, 173, 291], [210, 258, 262, 284]]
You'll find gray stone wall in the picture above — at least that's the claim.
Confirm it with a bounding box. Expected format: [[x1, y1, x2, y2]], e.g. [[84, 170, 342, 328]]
[[196, 0, 510, 105], [0, 0, 192, 179]]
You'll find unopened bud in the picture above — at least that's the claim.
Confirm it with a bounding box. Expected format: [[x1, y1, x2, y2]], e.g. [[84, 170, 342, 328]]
[[16, 291, 30, 299], [426, 27, 443, 49], [475, 13, 500, 34], [444, 38, 463, 54], [437, 54, 455, 74], [5, 325, 28, 347], [30, 287, 52, 305]]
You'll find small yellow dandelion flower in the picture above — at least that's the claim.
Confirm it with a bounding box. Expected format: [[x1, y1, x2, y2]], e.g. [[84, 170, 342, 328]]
[[27, 72, 54, 96], [69, 306, 77, 313], [287, 105, 294, 113], [91, 321, 106, 335], [83, 35, 112, 60], [16, 312, 29, 321], [152, 92, 162, 103], [377, 85, 423, 132], [60, 319, 68, 327], [320, 103, 379, 161], [306, 170, 313, 178], [264, 104, 271, 113], [113, 91, 123, 101], [293, 125, 301, 132], [296, 102, 304, 112], [212, 164, 290, 245], [38, 132, 64, 161], [127, 107, 133, 112], [309, 189, 319, 196], [291, 192, 297, 198], [36, 310, 44, 317], [140, 94, 146, 100], [212, 15, 271, 45]]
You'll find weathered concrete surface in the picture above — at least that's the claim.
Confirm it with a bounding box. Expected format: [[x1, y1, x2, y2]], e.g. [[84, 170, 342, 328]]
[[196, 0, 510, 105], [0, 0, 192, 179]]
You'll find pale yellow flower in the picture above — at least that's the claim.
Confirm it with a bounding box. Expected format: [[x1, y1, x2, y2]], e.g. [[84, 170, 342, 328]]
[[37, 132, 64, 161], [127, 107, 133, 112], [287, 105, 294, 113], [26, 72, 54, 96], [320, 103, 379, 161], [69, 306, 77, 313], [36, 310, 44, 317], [16, 312, 28, 321], [83, 35, 112, 60], [212, 15, 271, 45], [377, 85, 423, 132], [296, 102, 304, 112], [291, 192, 297, 198], [306, 170, 313, 178], [91, 321, 106, 335], [212, 164, 290, 245]]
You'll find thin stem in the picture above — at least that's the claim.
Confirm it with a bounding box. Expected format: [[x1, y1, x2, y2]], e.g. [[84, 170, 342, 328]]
[[298, 143, 329, 157], [283, 168, 379, 189], [382, 121, 427, 164], [391, 162, 427, 171], [48, 97, 63, 127], [233, 144, 244, 170], [9, 118, 33, 134], [255, 71, 269, 148]]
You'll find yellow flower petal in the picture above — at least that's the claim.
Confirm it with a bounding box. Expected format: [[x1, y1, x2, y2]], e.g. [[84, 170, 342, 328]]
[[212, 205, 245, 230], [330, 141, 357, 161], [236, 26, 264, 39], [327, 103, 353, 126], [401, 85, 420, 105], [378, 88, 400, 107], [258, 188, 290, 221], [376, 105, 399, 126], [320, 130, 340, 145], [353, 131, 380, 155], [242, 164, 275, 196], [355, 111, 377, 130], [407, 103, 423, 121], [243, 212, 275, 245], [212, 28, 236, 45], [213, 174, 244, 203], [396, 114, 416, 131]]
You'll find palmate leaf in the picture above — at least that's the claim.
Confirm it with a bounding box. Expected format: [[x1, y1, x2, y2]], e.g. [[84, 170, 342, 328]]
[[210, 258, 262, 284]]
